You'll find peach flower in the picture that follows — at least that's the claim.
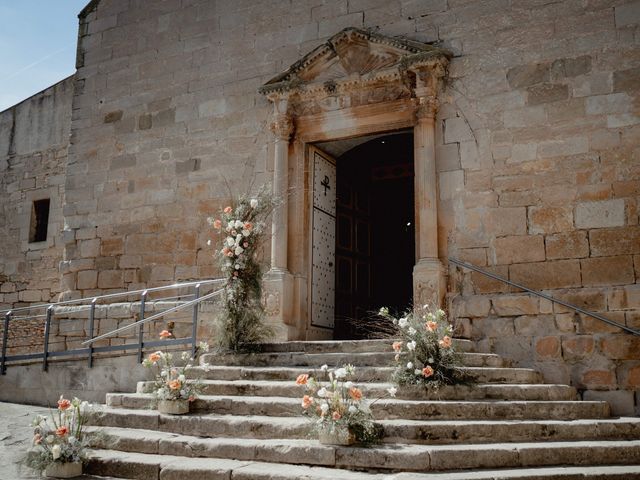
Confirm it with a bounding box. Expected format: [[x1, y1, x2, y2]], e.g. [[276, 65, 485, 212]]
[[295, 374, 309, 385], [422, 366, 434, 378], [57, 396, 71, 411], [244, 222, 253, 230], [224, 206, 232, 213], [348, 387, 362, 401], [301, 395, 313, 409], [33, 433, 42, 445], [213, 219, 222, 229], [168, 379, 182, 390], [188, 396, 196, 402], [332, 411, 341, 420], [439, 336, 452, 348], [426, 321, 437, 332], [392, 341, 403, 352], [159, 330, 172, 339], [148, 352, 161, 363], [55, 426, 69, 437]]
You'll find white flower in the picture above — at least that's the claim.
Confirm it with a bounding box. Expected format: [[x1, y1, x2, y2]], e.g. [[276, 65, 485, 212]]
[[334, 368, 347, 379], [320, 364, 328, 371], [427, 312, 435, 321], [394, 354, 400, 361], [408, 327, 417, 336], [250, 199, 258, 208], [207, 239, 211, 246], [226, 237, 235, 247], [407, 341, 416, 351], [344, 381, 354, 389], [320, 402, 329, 413], [234, 246, 244, 255], [414, 369, 422, 375], [386, 387, 397, 397], [406, 362, 413, 369], [378, 307, 389, 315], [180, 389, 187, 397], [235, 220, 243, 229], [437, 309, 445, 317], [428, 357, 434, 363], [348, 405, 357, 414], [235, 264, 240, 269], [398, 317, 409, 328], [317, 388, 327, 398], [241, 229, 250, 237], [51, 444, 61, 460], [178, 374, 186, 382]]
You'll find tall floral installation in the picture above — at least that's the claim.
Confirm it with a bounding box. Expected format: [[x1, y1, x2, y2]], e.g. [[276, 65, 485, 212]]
[[379, 305, 469, 388], [208, 187, 276, 351], [296, 364, 394, 445], [142, 329, 210, 414], [22, 396, 93, 478]]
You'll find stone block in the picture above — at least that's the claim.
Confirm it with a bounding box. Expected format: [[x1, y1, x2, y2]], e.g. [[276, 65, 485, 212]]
[[551, 55, 591, 78], [439, 170, 464, 201], [318, 12, 364, 37], [607, 113, 640, 128], [561, 335, 595, 360], [486, 207, 528, 236], [581, 369, 617, 390], [555, 313, 576, 333], [110, 154, 137, 170], [586, 92, 633, 115], [508, 143, 537, 163], [101, 238, 124, 256], [103, 110, 123, 123], [581, 256, 635, 286], [506, 62, 549, 88], [471, 316, 515, 337], [97, 270, 124, 289], [537, 136, 588, 158], [619, 362, 640, 388], [583, 389, 635, 416], [79, 239, 101, 258], [528, 205, 574, 234], [526, 83, 569, 105], [492, 294, 539, 316], [545, 231, 589, 259], [435, 143, 460, 172], [457, 247, 487, 266], [503, 106, 546, 128], [589, 226, 640, 257], [614, 1, 640, 27], [494, 235, 545, 265], [138, 114, 152, 130], [535, 336, 561, 359], [553, 289, 607, 314], [514, 315, 554, 336], [470, 265, 510, 294], [600, 336, 640, 360], [77, 270, 98, 290], [613, 66, 640, 92], [575, 199, 625, 229], [509, 260, 582, 290], [578, 312, 626, 334], [443, 117, 473, 144], [456, 295, 491, 318], [533, 361, 571, 385], [609, 284, 640, 310]]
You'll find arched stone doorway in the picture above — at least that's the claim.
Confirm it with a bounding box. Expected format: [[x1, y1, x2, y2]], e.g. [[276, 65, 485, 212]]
[[259, 28, 450, 340]]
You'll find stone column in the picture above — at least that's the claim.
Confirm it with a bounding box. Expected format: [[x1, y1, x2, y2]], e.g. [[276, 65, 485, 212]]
[[263, 96, 295, 339], [411, 64, 446, 308]]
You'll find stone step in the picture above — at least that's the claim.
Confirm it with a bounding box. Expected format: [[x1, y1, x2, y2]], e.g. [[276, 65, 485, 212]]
[[133, 380, 577, 401], [187, 365, 542, 384], [88, 408, 638, 444], [251, 338, 476, 354], [85, 439, 640, 477], [105, 393, 610, 420], [200, 351, 505, 368]]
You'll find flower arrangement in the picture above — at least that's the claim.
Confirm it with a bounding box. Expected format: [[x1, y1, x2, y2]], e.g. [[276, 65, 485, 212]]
[[207, 186, 276, 351], [142, 331, 210, 403], [296, 364, 393, 445], [22, 396, 92, 474], [379, 304, 468, 388]]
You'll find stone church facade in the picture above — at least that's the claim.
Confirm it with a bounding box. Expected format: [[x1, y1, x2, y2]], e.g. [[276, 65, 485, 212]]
[[1, 0, 639, 412]]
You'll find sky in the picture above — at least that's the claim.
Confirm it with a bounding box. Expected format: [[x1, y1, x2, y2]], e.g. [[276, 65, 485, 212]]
[[0, 1, 89, 112]]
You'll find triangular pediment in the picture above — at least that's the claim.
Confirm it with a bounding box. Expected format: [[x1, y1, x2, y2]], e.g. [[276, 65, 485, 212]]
[[260, 28, 449, 95]]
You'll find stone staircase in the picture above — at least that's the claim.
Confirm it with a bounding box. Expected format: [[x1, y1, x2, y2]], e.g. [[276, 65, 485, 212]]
[[84, 339, 640, 479]]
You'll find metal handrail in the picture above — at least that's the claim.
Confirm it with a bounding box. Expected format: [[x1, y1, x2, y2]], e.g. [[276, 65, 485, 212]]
[[449, 257, 640, 336], [0, 278, 226, 315]]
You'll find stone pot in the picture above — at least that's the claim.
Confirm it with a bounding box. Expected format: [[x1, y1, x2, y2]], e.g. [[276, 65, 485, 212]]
[[157, 399, 189, 415], [44, 461, 82, 478], [318, 427, 355, 446]]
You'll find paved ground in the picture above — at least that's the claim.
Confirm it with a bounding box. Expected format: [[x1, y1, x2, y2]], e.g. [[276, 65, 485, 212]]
[[0, 402, 114, 480]]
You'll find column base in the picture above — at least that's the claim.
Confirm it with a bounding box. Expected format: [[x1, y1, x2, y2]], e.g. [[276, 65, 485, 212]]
[[413, 258, 446, 309], [263, 269, 295, 340]]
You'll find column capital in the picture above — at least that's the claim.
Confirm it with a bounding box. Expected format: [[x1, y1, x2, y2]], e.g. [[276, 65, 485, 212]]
[[270, 113, 295, 141], [414, 95, 439, 120]]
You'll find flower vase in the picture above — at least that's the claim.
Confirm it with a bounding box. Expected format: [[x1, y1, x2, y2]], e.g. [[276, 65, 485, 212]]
[[44, 461, 83, 478], [318, 427, 355, 446], [157, 399, 189, 415]]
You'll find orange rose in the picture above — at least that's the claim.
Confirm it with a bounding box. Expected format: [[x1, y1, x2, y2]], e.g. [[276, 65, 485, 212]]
[[168, 379, 182, 390], [422, 366, 434, 378], [392, 341, 403, 352], [148, 352, 161, 363], [244, 222, 253, 230], [332, 411, 341, 420], [57, 397, 71, 411], [159, 330, 172, 339], [55, 426, 69, 437], [224, 206, 232, 213], [439, 336, 452, 348], [295, 374, 309, 385], [348, 387, 362, 401], [301, 395, 313, 409], [426, 321, 437, 332]]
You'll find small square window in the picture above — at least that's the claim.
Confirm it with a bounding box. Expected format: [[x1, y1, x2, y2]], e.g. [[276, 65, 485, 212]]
[[29, 199, 50, 243]]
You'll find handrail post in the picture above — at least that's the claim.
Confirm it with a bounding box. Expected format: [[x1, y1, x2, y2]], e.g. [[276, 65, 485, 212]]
[[137, 291, 147, 364], [191, 284, 201, 358], [43, 306, 53, 372], [1, 311, 11, 375], [87, 298, 97, 368]]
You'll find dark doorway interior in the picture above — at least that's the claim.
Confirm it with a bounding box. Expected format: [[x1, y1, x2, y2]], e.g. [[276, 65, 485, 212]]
[[334, 132, 415, 339]]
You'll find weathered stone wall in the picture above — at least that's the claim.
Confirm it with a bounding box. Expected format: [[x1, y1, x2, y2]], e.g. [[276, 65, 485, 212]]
[[0, 76, 73, 309]]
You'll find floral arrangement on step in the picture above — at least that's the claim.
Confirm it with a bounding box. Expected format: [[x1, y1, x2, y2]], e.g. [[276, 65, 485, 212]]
[[379, 304, 469, 388], [296, 364, 395, 445], [142, 329, 210, 402], [21, 396, 92, 473], [207, 186, 277, 351]]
